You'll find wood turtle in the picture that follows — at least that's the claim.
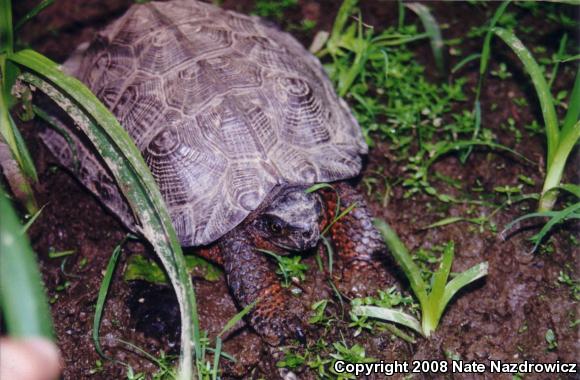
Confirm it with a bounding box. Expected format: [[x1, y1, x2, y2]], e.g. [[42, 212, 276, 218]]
[[40, 0, 387, 346]]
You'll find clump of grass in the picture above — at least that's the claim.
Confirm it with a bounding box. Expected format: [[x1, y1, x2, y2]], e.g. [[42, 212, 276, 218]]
[[353, 220, 488, 337], [492, 27, 579, 212]]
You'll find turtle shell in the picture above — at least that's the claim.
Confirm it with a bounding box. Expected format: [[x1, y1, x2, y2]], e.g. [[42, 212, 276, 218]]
[[61, 0, 367, 246]]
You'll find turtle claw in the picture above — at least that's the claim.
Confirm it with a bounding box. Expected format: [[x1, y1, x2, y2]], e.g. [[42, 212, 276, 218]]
[[294, 324, 306, 345]]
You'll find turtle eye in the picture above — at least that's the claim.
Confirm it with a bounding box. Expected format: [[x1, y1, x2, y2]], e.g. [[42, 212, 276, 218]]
[[268, 218, 284, 235]]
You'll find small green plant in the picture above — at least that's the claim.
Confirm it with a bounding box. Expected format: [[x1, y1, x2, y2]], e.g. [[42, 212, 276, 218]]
[[308, 299, 332, 326], [557, 270, 580, 301], [353, 220, 488, 337], [258, 250, 309, 288], [492, 27, 579, 212], [276, 351, 306, 369], [545, 329, 558, 351], [329, 342, 375, 379]]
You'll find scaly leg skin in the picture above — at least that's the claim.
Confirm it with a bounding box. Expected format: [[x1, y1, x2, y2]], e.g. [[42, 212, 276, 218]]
[[321, 182, 388, 295], [219, 232, 306, 347]]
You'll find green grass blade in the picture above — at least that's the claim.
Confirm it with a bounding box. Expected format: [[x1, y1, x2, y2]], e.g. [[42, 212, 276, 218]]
[[93, 237, 125, 360], [539, 120, 580, 211], [548, 33, 567, 89], [9, 49, 197, 379], [14, 0, 55, 31], [7, 111, 38, 180], [561, 69, 580, 133], [463, 0, 510, 162], [529, 202, 580, 252], [430, 242, 454, 313], [441, 262, 488, 311], [397, 0, 405, 30], [33, 104, 81, 173], [21, 203, 45, 232], [322, 201, 357, 235], [493, 27, 559, 167], [0, 0, 13, 54], [212, 338, 222, 380], [0, 136, 37, 213], [218, 299, 258, 338], [352, 305, 423, 336], [502, 210, 563, 236], [405, 3, 445, 75], [373, 219, 428, 305], [320, 235, 334, 274], [422, 217, 472, 229], [557, 184, 580, 198], [425, 139, 534, 184], [423, 242, 453, 336], [0, 73, 39, 184], [0, 189, 54, 339], [328, 0, 358, 53], [479, 1, 510, 76], [305, 183, 334, 193], [451, 53, 481, 74]]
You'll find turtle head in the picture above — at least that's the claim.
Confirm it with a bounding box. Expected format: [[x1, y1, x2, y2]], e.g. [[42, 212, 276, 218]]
[[253, 187, 321, 252]]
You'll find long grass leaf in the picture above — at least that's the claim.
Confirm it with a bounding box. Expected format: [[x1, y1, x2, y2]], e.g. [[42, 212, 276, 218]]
[[441, 262, 488, 311], [561, 69, 580, 133], [352, 305, 423, 335], [218, 299, 258, 338], [557, 183, 580, 198], [212, 338, 222, 380], [0, 136, 37, 213], [539, 120, 580, 210], [0, 189, 54, 338], [93, 237, 125, 360], [9, 49, 197, 379], [479, 1, 510, 76], [405, 3, 445, 75], [493, 27, 559, 166], [0, 81, 39, 183], [14, 0, 55, 31], [373, 219, 428, 304], [463, 0, 510, 162], [422, 217, 470, 229], [425, 139, 534, 184], [7, 111, 38, 180], [329, 0, 358, 51], [548, 34, 568, 89], [0, 0, 13, 54], [451, 53, 481, 74], [322, 201, 357, 235], [530, 202, 580, 252], [21, 203, 45, 232], [430, 243, 453, 323]]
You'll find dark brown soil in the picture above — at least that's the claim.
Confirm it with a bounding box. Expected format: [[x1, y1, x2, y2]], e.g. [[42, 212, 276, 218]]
[[9, 1, 579, 379]]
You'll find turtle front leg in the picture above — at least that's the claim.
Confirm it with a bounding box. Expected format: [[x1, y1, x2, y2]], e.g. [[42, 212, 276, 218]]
[[321, 182, 387, 295], [219, 233, 305, 346], [321, 182, 387, 276]]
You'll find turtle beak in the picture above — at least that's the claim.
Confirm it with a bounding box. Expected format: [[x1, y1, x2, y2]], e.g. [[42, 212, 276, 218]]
[[296, 224, 320, 251]]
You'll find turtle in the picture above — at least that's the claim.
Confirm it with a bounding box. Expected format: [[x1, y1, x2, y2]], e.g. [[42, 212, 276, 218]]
[[40, 0, 387, 346]]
